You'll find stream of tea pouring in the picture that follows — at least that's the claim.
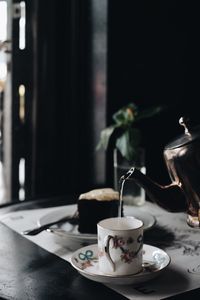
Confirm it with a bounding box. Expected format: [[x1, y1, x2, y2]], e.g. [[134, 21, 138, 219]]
[[119, 167, 135, 217]]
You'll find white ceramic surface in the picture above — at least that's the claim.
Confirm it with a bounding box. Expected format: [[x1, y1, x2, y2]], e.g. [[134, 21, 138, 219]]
[[98, 217, 144, 276], [70, 244, 170, 285]]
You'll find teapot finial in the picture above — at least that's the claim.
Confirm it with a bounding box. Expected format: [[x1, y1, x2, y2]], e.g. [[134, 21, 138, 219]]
[[179, 116, 191, 135]]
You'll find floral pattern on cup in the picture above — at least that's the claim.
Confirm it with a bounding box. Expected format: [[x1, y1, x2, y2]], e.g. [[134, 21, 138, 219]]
[[113, 234, 143, 264], [113, 236, 126, 248], [105, 234, 143, 264], [121, 249, 136, 263]]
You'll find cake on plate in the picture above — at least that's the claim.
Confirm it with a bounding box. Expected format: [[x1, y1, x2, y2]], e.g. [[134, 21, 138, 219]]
[[78, 188, 122, 234]]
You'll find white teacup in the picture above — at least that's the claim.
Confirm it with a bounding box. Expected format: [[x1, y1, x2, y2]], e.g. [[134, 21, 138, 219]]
[[97, 216, 143, 276]]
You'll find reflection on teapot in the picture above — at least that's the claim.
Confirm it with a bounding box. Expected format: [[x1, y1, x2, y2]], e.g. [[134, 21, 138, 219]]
[[120, 117, 200, 228]]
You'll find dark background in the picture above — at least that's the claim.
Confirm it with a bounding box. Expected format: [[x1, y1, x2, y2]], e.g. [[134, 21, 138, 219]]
[[107, 0, 200, 186], [2, 0, 200, 203], [26, 0, 200, 197]]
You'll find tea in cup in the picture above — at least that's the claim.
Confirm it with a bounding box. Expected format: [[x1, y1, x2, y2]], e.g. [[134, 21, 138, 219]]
[[97, 216, 143, 276]]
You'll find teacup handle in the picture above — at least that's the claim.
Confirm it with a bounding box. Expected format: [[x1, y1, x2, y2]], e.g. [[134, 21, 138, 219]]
[[104, 235, 115, 271]]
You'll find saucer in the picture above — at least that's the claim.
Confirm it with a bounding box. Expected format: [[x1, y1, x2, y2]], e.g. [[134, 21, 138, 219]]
[[38, 205, 156, 248], [70, 244, 170, 285], [38, 206, 96, 249]]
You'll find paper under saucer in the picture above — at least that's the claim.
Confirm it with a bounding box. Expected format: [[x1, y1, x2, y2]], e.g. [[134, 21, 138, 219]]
[[70, 244, 170, 285]]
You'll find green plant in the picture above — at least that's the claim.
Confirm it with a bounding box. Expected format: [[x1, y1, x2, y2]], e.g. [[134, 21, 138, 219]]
[[96, 102, 163, 161]]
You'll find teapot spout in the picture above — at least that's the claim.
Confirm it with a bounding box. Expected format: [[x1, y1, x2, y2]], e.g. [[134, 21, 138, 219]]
[[120, 167, 187, 212]]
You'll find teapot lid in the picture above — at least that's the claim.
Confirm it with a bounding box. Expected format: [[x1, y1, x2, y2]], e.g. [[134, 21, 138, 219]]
[[165, 117, 200, 150]]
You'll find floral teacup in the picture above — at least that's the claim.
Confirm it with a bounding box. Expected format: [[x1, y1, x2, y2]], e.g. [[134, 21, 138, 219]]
[[97, 216, 143, 276]]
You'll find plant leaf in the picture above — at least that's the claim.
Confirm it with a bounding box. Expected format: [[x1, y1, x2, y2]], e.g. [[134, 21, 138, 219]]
[[96, 125, 116, 151], [112, 103, 138, 126], [116, 128, 141, 161], [96, 101, 165, 160], [136, 105, 163, 121]]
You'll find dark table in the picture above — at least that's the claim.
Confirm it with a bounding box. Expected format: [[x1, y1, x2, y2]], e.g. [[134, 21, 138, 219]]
[[0, 196, 200, 300]]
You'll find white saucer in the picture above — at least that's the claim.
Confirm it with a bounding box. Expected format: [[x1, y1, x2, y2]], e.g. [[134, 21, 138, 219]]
[[38, 205, 156, 248], [70, 244, 170, 285]]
